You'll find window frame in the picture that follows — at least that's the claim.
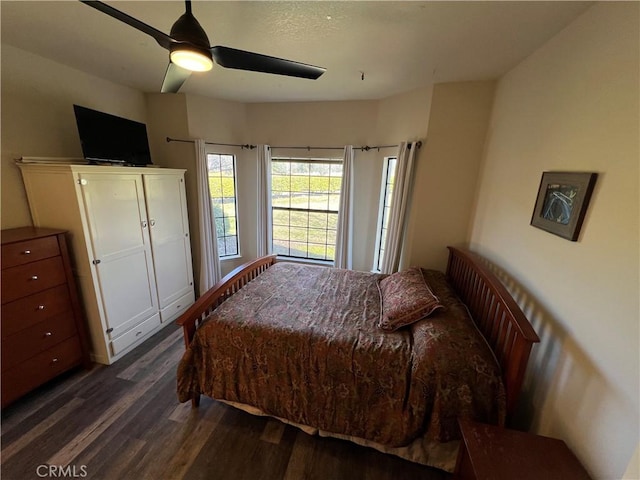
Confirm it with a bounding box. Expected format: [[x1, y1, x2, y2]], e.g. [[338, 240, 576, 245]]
[[372, 156, 397, 272], [270, 156, 343, 263], [206, 152, 240, 259]]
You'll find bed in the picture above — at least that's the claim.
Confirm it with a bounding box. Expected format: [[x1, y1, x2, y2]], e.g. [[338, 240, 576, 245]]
[[175, 247, 539, 472]]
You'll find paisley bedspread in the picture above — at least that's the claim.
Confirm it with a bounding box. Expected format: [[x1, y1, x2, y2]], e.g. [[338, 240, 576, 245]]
[[177, 262, 505, 447]]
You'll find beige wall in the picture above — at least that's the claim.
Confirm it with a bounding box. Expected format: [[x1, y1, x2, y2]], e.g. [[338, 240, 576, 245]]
[[469, 3, 639, 478], [186, 94, 248, 144], [1, 45, 147, 229], [247, 100, 379, 146], [376, 86, 432, 145], [403, 81, 495, 272]]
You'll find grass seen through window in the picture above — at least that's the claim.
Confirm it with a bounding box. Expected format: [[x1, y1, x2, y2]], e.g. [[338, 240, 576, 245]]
[[271, 159, 342, 261], [207, 153, 239, 257]]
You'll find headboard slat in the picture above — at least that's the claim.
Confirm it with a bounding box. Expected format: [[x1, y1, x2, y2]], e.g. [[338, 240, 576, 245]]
[[446, 247, 539, 422]]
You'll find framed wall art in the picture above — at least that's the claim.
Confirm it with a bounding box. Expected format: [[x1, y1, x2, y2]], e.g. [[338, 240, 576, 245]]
[[530, 171, 598, 241]]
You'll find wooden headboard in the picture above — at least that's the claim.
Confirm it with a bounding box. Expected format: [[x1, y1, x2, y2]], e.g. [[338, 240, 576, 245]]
[[446, 247, 539, 422]]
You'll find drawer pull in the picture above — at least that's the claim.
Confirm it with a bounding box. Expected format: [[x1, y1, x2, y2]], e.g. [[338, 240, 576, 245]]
[[23, 250, 31, 255], [176, 304, 181, 309], [44, 332, 53, 337], [51, 358, 59, 364], [31, 275, 39, 280], [135, 331, 143, 337], [37, 305, 46, 310]]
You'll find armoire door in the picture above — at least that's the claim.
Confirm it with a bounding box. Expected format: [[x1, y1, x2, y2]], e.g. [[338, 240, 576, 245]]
[[77, 172, 160, 339], [143, 173, 194, 319]]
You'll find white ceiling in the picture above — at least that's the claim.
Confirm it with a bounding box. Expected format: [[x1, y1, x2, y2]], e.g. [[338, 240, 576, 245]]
[[1, 1, 592, 103]]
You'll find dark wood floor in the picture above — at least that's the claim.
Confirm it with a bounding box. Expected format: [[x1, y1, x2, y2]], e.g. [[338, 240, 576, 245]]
[[1, 324, 451, 480]]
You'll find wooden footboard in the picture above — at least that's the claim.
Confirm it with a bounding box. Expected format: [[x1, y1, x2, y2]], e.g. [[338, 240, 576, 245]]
[[176, 255, 277, 348], [445, 247, 539, 422]]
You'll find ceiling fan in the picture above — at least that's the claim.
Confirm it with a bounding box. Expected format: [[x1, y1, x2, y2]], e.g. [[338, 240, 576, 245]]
[[80, 0, 326, 93]]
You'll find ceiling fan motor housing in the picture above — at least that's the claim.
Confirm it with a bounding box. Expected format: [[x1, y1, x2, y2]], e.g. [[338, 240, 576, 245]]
[[169, 11, 212, 59]]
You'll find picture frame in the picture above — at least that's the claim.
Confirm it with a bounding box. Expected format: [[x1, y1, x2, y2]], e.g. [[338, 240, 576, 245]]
[[530, 171, 598, 241]]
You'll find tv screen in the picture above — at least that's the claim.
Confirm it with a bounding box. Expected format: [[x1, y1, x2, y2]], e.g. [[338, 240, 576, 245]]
[[73, 105, 152, 166]]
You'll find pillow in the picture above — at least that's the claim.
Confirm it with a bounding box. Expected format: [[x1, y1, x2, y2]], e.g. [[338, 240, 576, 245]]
[[377, 267, 444, 331]]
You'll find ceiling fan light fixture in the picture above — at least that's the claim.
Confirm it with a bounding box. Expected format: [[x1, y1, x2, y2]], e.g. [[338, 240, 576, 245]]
[[81, 0, 326, 94], [170, 47, 213, 72]]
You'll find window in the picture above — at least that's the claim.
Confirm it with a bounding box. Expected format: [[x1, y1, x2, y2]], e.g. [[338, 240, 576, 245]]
[[271, 158, 343, 261], [373, 156, 397, 271], [207, 153, 239, 257]]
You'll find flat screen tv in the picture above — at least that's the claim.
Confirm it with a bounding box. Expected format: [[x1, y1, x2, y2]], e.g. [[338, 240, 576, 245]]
[[73, 105, 152, 166]]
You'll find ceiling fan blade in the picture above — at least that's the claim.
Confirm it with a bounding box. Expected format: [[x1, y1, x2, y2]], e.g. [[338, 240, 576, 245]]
[[80, 1, 173, 50], [211, 46, 325, 80], [161, 62, 192, 93]]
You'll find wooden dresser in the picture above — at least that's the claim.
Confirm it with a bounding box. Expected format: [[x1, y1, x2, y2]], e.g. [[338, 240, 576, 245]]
[[1, 227, 90, 408]]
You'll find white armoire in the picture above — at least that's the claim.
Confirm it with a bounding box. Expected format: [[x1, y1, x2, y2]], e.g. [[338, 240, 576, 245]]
[[19, 164, 195, 364]]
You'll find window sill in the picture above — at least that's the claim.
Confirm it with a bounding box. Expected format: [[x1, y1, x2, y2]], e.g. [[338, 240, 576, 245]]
[[220, 254, 242, 262], [276, 256, 334, 267]]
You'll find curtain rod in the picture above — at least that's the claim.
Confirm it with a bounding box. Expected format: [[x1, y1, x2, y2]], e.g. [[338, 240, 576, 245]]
[[166, 137, 256, 149], [270, 143, 422, 152], [166, 137, 422, 152]]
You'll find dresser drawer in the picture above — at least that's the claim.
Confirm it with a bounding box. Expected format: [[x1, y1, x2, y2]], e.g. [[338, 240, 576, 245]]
[[159, 290, 195, 323], [1, 285, 72, 337], [2, 313, 78, 371], [1, 256, 67, 304], [110, 313, 161, 356], [1, 235, 60, 269], [1, 336, 82, 407]]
